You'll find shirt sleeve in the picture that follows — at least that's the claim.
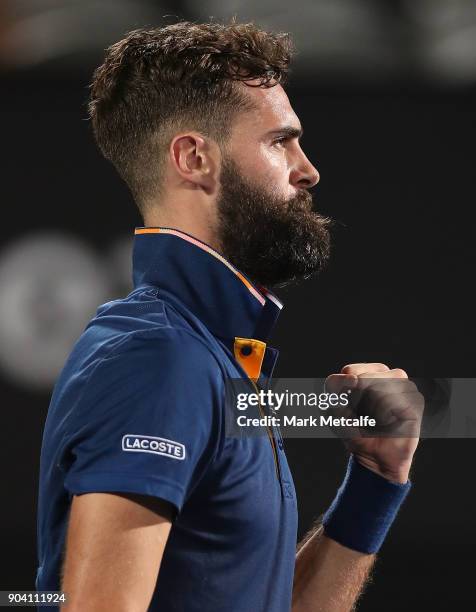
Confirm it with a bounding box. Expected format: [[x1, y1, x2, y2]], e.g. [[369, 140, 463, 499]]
[[61, 328, 224, 515]]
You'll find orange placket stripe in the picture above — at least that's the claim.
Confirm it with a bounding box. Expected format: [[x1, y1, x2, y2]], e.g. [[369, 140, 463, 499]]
[[252, 377, 281, 481]]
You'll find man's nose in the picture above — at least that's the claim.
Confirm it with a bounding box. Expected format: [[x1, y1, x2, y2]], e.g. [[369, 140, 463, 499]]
[[290, 162, 320, 189]]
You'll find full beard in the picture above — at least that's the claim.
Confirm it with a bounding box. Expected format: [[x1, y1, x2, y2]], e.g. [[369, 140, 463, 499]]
[[216, 156, 332, 289]]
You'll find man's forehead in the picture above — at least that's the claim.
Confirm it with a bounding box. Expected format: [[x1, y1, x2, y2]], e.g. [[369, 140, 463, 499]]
[[237, 81, 301, 132]]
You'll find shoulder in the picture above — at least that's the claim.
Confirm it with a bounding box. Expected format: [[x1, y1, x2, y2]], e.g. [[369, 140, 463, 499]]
[[76, 287, 222, 373], [54, 290, 225, 413], [90, 324, 224, 390], [57, 317, 225, 433], [109, 326, 221, 376]]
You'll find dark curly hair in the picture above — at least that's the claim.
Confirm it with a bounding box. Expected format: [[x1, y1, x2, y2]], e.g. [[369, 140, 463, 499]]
[[89, 20, 294, 212]]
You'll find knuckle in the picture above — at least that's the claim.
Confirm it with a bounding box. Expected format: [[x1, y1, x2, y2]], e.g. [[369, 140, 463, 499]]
[[392, 368, 408, 378], [324, 374, 339, 392], [341, 363, 371, 374]]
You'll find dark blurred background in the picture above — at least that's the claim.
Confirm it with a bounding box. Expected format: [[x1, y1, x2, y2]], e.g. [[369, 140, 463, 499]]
[[1, 1, 475, 610]]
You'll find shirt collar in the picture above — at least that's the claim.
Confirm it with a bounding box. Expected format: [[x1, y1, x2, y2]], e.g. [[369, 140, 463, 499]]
[[132, 227, 283, 343]]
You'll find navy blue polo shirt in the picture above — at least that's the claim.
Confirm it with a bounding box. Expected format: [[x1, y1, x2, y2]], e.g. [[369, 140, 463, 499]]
[[36, 227, 298, 611]]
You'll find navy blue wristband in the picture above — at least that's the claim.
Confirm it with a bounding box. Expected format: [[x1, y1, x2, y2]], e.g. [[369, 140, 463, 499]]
[[322, 455, 412, 554]]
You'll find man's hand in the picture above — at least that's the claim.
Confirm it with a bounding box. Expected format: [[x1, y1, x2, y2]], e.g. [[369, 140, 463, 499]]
[[326, 362, 424, 484], [292, 362, 422, 611]]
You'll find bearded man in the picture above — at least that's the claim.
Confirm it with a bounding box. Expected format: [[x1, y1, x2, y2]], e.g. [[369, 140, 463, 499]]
[[36, 20, 420, 612]]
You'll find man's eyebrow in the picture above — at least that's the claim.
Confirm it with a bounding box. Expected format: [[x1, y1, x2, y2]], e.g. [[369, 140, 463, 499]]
[[265, 126, 304, 140]]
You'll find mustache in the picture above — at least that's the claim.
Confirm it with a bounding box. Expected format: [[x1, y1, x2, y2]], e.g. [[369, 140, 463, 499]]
[[285, 188, 314, 212]]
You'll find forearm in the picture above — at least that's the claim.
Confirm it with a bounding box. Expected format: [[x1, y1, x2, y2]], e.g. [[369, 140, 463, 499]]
[[292, 523, 374, 612], [292, 456, 412, 611]]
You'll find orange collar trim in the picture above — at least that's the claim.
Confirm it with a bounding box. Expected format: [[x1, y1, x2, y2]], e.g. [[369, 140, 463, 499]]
[[135, 227, 267, 306]]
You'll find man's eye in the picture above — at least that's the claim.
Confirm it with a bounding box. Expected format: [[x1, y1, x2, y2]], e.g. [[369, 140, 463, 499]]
[[273, 137, 287, 147]]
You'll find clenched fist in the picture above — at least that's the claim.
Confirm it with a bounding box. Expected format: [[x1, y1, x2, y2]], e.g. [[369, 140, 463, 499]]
[[326, 363, 424, 484]]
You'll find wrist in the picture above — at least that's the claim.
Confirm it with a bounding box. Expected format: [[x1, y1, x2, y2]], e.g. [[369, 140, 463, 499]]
[[322, 455, 412, 554], [352, 455, 411, 485]]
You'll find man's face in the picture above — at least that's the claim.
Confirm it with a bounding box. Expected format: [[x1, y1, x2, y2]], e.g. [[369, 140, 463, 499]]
[[216, 81, 331, 289]]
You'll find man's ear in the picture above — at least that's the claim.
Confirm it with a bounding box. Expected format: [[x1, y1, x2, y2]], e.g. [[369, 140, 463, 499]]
[[169, 132, 218, 194]]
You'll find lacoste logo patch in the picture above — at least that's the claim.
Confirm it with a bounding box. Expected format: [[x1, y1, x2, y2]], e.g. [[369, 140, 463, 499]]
[[122, 434, 186, 460]]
